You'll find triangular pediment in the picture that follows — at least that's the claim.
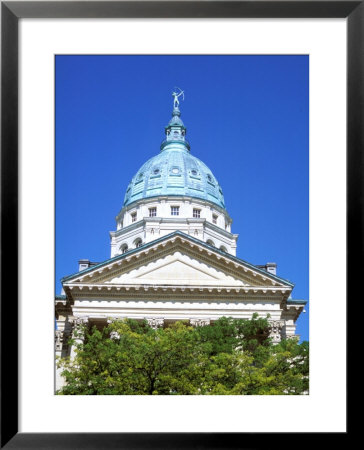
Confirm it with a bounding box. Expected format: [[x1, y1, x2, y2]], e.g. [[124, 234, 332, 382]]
[[62, 232, 293, 295], [106, 252, 246, 286]]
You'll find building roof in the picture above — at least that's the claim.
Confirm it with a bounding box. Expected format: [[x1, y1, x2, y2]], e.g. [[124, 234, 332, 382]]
[[123, 104, 226, 210]]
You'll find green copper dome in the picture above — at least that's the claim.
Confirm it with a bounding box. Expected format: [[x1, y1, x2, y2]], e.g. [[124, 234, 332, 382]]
[[123, 101, 225, 210]]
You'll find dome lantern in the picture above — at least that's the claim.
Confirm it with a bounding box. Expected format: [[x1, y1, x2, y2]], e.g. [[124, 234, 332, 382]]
[[161, 90, 189, 152]]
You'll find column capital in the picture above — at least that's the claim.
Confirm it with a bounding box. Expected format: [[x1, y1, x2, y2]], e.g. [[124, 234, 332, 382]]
[[190, 318, 210, 327], [55, 330, 63, 352], [146, 318, 164, 329], [69, 316, 89, 326], [268, 320, 285, 343]]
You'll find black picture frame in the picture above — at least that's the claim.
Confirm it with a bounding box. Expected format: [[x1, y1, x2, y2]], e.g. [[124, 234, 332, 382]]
[[1, 1, 356, 448]]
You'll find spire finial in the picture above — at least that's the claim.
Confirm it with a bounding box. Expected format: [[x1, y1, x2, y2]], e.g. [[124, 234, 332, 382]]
[[160, 88, 189, 152], [172, 87, 184, 114]]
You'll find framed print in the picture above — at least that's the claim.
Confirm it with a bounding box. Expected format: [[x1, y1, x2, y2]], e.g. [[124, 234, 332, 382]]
[[1, 1, 358, 447]]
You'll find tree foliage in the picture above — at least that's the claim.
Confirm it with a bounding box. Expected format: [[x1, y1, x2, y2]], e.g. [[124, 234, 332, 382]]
[[57, 315, 309, 395]]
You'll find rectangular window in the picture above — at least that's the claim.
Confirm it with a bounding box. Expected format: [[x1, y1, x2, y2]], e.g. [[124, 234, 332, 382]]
[[171, 206, 180, 216], [193, 209, 201, 218], [149, 207, 157, 217], [131, 212, 137, 223], [212, 214, 218, 224]]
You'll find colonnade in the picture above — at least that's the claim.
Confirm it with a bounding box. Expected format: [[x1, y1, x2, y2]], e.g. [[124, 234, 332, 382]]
[[55, 316, 295, 359]]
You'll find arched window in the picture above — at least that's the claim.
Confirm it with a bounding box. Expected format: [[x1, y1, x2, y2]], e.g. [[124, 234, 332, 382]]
[[220, 246, 227, 253], [134, 238, 143, 248], [206, 239, 215, 247], [120, 244, 128, 254]]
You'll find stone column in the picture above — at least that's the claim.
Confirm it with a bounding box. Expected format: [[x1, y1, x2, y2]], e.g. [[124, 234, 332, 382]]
[[55, 319, 73, 392], [268, 320, 285, 344], [55, 330, 64, 357], [55, 317, 67, 356], [146, 318, 164, 329], [69, 317, 89, 359], [190, 318, 211, 327]]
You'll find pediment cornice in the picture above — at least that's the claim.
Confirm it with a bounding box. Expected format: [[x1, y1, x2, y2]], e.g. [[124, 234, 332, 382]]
[[63, 283, 288, 303], [62, 232, 293, 301], [65, 283, 288, 295]]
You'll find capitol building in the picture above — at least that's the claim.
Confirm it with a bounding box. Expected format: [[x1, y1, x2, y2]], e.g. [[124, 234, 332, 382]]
[[55, 92, 306, 388]]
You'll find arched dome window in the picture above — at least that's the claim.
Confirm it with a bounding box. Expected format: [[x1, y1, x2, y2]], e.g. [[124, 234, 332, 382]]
[[120, 244, 128, 254], [134, 238, 143, 248], [206, 239, 215, 247], [220, 246, 227, 253]]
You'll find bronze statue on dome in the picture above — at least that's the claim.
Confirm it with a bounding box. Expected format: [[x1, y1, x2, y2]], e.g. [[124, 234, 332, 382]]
[[172, 87, 184, 108]]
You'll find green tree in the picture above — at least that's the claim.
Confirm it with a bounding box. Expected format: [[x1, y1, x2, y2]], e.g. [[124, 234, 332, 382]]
[[57, 317, 308, 395], [195, 313, 270, 355]]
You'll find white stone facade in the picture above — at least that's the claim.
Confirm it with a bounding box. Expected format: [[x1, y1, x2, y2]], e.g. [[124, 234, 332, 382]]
[[55, 232, 306, 390]]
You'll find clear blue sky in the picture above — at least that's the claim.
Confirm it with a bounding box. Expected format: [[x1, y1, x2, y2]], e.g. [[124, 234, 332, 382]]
[[56, 55, 309, 341]]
